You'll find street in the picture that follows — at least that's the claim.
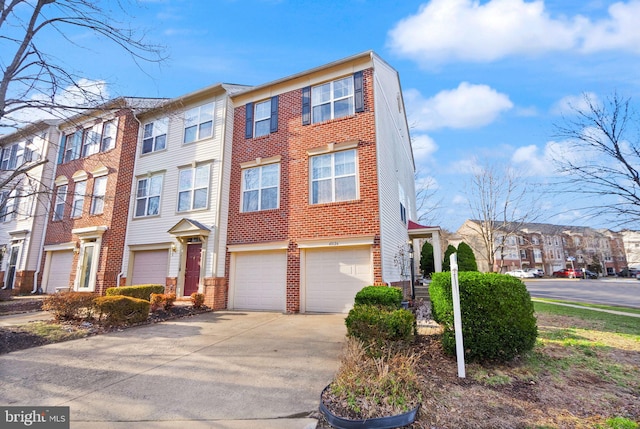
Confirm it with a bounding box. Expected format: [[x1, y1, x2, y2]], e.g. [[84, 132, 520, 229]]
[[525, 278, 640, 309]]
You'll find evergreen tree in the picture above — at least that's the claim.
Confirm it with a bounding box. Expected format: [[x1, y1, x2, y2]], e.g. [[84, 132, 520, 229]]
[[457, 242, 478, 271], [442, 244, 457, 271], [420, 241, 435, 277]]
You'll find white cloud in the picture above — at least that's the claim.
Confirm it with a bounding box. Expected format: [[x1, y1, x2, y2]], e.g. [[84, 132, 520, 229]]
[[405, 83, 513, 131], [449, 157, 483, 174], [388, 0, 640, 66], [452, 194, 467, 205], [551, 92, 599, 115], [412, 133, 438, 166]]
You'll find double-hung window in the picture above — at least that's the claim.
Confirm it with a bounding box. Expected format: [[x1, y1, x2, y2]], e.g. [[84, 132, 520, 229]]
[[82, 124, 101, 157], [312, 76, 354, 123], [183, 103, 214, 143], [242, 163, 279, 212], [101, 121, 117, 152], [245, 96, 279, 139], [310, 149, 357, 204], [90, 176, 107, 215], [0, 143, 24, 170], [0, 191, 13, 222], [64, 130, 82, 163], [142, 118, 167, 154], [71, 181, 86, 218], [53, 185, 67, 221], [135, 174, 163, 217], [178, 164, 210, 212]]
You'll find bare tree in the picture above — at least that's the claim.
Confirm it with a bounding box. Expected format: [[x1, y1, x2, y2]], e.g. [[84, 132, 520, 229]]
[[1, 0, 164, 128], [553, 92, 640, 228], [415, 173, 442, 225], [461, 161, 543, 272]]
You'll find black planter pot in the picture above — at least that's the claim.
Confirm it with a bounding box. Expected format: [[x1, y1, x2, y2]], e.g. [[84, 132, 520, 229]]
[[319, 386, 420, 429]]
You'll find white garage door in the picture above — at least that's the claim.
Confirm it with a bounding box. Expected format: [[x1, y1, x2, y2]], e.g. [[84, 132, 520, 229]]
[[131, 250, 169, 286], [233, 251, 286, 311], [44, 250, 74, 294], [305, 246, 373, 313]]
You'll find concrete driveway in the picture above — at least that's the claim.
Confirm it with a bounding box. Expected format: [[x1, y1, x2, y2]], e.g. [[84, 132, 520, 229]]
[[0, 311, 347, 428]]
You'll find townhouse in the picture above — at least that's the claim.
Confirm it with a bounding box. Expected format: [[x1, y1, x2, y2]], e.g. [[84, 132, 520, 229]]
[[39, 98, 161, 295], [0, 121, 60, 293], [226, 51, 431, 313], [120, 83, 248, 309]]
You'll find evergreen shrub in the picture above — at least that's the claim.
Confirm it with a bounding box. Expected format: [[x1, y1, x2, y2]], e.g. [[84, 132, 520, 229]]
[[42, 291, 96, 320], [105, 284, 164, 301], [354, 285, 403, 309], [429, 271, 537, 362], [345, 304, 415, 353], [93, 295, 150, 326]]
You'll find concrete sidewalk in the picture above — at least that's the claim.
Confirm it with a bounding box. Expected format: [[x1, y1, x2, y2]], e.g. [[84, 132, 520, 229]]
[[0, 311, 347, 429]]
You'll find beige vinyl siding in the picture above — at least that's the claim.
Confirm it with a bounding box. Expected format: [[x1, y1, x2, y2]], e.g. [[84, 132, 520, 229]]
[[371, 57, 416, 285]]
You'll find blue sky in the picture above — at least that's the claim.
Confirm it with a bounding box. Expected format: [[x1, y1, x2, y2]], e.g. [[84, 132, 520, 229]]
[[26, 0, 640, 231]]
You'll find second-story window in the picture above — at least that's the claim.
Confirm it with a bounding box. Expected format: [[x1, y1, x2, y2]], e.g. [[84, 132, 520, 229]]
[[242, 164, 279, 212], [183, 103, 214, 143], [245, 97, 279, 139], [0, 190, 17, 222], [82, 124, 101, 158], [71, 181, 86, 218], [135, 174, 163, 217], [178, 164, 210, 212], [310, 149, 357, 204], [142, 118, 167, 154], [53, 185, 67, 221], [90, 176, 107, 215]]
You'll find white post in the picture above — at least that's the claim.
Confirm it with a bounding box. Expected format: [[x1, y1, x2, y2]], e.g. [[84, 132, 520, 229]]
[[450, 253, 466, 378]]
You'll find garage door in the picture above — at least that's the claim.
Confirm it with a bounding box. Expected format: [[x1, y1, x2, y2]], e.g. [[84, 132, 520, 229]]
[[44, 250, 74, 294], [305, 246, 373, 313], [232, 250, 286, 311], [131, 250, 169, 286]]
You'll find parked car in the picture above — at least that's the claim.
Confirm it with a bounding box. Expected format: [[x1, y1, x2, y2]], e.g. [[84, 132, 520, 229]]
[[617, 268, 639, 277], [583, 270, 598, 279], [552, 268, 580, 278], [524, 268, 544, 278], [505, 269, 535, 278]]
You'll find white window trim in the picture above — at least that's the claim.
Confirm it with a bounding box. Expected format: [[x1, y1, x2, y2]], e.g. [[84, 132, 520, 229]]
[[142, 118, 168, 155], [309, 148, 358, 205], [53, 184, 68, 221], [241, 163, 280, 212], [134, 173, 164, 218], [183, 103, 214, 144], [71, 181, 86, 218], [177, 163, 211, 212], [253, 99, 271, 138], [311, 76, 355, 124], [90, 176, 107, 215]]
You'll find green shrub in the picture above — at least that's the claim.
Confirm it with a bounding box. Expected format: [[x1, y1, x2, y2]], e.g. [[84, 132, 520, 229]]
[[345, 304, 415, 353], [149, 293, 176, 312], [94, 295, 150, 326], [191, 292, 205, 309], [354, 286, 403, 309], [42, 292, 96, 320], [429, 271, 538, 363], [105, 284, 164, 301]]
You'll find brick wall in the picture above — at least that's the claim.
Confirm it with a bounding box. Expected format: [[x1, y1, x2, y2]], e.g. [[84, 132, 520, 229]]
[[40, 109, 139, 295], [227, 68, 382, 312]]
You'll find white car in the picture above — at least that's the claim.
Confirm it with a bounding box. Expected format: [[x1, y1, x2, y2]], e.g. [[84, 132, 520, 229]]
[[505, 269, 535, 278]]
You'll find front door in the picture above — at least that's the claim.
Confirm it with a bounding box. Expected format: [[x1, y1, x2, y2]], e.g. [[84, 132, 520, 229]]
[[4, 246, 19, 289], [184, 242, 201, 296]]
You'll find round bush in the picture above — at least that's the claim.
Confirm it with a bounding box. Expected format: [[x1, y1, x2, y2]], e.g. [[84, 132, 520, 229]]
[[94, 295, 150, 326], [354, 286, 403, 309], [429, 271, 538, 362]]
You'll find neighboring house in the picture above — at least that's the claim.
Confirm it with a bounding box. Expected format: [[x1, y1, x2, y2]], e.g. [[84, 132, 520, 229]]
[[39, 98, 161, 295], [620, 230, 640, 269], [0, 121, 60, 293], [457, 220, 626, 275], [120, 84, 248, 309], [226, 51, 433, 313]]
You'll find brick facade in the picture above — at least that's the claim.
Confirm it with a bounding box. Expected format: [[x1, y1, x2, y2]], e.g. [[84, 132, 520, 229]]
[[227, 68, 383, 312], [40, 108, 138, 295]]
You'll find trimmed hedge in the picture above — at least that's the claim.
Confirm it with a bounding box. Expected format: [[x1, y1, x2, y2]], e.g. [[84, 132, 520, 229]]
[[354, 286, 403, 309], [42, 291, 96, 320], [94, 295, 150, 326], [430, 271, 538, 362], [345, 304, 416, 353], [105, 284, 164, 301]]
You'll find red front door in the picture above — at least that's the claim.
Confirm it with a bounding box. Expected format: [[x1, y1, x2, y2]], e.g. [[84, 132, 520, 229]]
[[184, 242, 202, 296]]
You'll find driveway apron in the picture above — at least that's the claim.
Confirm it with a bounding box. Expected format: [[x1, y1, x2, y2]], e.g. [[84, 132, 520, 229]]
[[0, 311, 346, 428]]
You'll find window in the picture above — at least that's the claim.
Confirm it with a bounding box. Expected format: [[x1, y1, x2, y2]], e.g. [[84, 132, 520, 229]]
[[245, 97, 278, 139], [532, 236, 539, 245], [0, 143, 24, 170], [0, 191, 12, 222], [400, 202, 407, 224], [90, 176, 107, 215], [101, 121, 117, 152], [71, 181, 86, 218], [64, 130, 82, 163], [302, 71, 364, 125], [142, 118, 167, 154], [135, 174, 163, 217], [241, 164, 279, 212], [183, 103, 214, 143], [178, 164, 210, 212], [520, 250, 527, 259], [82, 124, 101, 157], [53, 185, 67, 221], [311, 149, 357, 204]]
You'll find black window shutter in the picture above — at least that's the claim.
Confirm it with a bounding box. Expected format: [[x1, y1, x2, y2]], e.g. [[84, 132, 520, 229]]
[[245, 102, 254, 139], [354, 71, 364, 113], [270, 95, 279, 133], [57, 135, 67, 164], [302, 86, 311, 125]]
